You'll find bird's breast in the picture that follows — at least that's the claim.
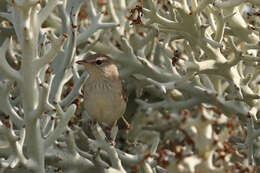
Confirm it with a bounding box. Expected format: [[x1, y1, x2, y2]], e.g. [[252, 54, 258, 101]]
[[83, 78, 126, 125]]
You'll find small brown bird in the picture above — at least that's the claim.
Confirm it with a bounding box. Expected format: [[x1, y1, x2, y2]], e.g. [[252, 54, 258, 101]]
[[76, 54, 129, 127]]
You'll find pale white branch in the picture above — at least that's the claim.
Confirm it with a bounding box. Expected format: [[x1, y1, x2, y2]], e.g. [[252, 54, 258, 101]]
[[0, 38, 21, 82], [38, 0, 61, 25], [33, 33, 68, 70], [44, 103, 76, 149]]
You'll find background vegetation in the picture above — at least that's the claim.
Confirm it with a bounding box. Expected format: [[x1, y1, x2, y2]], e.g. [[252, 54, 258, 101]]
[[1, 0, 260, 172]]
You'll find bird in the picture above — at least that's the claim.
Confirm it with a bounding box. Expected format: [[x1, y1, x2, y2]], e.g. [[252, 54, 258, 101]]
[[76, 54, 129, 128]]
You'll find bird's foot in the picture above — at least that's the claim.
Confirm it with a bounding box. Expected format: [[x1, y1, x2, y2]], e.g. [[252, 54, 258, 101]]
[[104, 129, 115, 146], [105, 135, 115, 146], [104, 122, 118, 146]]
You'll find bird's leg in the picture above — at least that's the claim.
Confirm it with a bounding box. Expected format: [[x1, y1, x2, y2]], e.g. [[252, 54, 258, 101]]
[[121, 116, 131, 129], [111, 120, 118, 131], [104, 120, 118, 145]]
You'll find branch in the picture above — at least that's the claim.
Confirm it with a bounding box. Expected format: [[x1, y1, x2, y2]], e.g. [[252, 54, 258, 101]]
[[0, 81, 24, 128], [34, 76, 55, 120], [0, 12, 12, 23], [0, 38, 21, 82], [33, 33, 68, 70], [142, 0, 181, 29], [38, 0, 61, 25], [92, 124, 127, 173], [214, 0, 245, 8], [76, 0, 118, 46], [0, 121, 29, 168], [44, 103, 76, 149], [60, 69, 88, 107]]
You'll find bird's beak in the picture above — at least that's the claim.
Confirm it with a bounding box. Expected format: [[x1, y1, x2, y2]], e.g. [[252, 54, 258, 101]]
[[76, 60, 88, 66]]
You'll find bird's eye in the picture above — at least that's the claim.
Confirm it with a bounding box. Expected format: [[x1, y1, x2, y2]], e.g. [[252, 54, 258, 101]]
[[95, 60, 103, 65]]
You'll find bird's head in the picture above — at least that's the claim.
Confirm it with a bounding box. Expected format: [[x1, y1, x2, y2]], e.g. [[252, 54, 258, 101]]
[[76, 54, 119, 79]]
